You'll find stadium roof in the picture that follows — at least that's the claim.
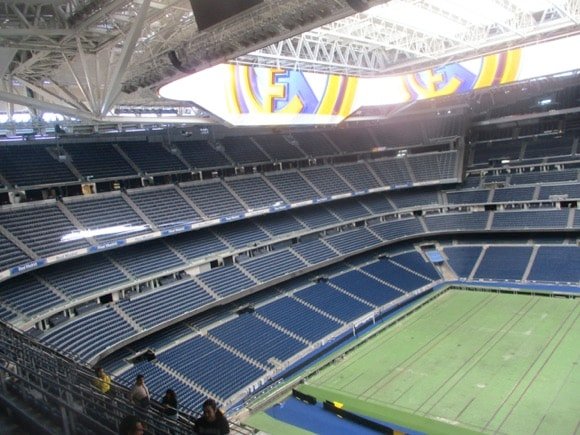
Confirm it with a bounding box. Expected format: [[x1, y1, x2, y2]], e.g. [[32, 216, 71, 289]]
[[0, 0, 579, 126]]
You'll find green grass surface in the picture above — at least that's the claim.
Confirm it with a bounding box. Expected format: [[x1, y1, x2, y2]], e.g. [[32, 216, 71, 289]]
[[296, 289, 580, 435], [245, 411, 314, 435]]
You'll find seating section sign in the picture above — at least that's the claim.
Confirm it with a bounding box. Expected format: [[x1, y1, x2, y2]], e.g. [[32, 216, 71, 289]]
[[159, 34, 580, 126]]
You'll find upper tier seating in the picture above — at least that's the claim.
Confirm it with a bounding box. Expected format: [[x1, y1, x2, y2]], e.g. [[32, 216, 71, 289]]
[[127, 186, 201, 228], [491, 209, 570, 229], [388, 188, 439, 209], [213, 220, 269, 249], [325, 227, 381, 255], [180, 181, 246, 218], [226, 176, 284, 209], [118, 142, 187, 174], [472, 141, 522, 166], [357, 194, 395, 214], [491, 186, 535, 202], [118, 279, 214, 329], [368, 158, 412, 186], [291, 239, 338, 265], [334, 162, 382, 191], [239, 250, 306, 283], [326, 200, 371, 221], [0, 145, 77, 187], [446, 189, 490, 204], [538, 183, 580, 200], [325, 127, 376, 154], [168, 231, 229, 261], [425, 211, 489, 232], [65, 194, 150, 241], [252, 134, 305, 161], [0, 232, 31, 271], [293, 206, 340, 229], [510, 169, 578, 185], [301, 167, 353, 196], [0, 274, 66, 318], [291, 132, 337, 157], [0, 203, 89, 258], [362, 259, 432, 291], [221, 136, 269, 165], [196, 264, 256, 298], [254, 213, 304, 236], [108, 241, 185, 278], [407, 151, 457, 181], [64, 143, 137, 180], [369, 217, 424, 241], [40, 307, 134, 361], [523, 136, 574, 159], [176, 140, 230, 169], [265, 170, 320, 203]]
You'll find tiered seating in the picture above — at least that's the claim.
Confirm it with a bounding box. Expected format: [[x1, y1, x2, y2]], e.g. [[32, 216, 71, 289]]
[[0, 274, 66, 318], [357, 194, 395, 214], [118, 142, 187, 174], [180, 181, 246, 218], [446, 189, 490, 204], [0, 232, 31, 271], [362, 260, 431, 291], [118, 280, 214, 329], [330, 270, 402, 306], [0, 145, 77, 187], [126, 322, 192, 352], [461, 175, 481, 189], [255, 214, 304, 236], [326, 200, 371, 221], [472, 141, 522, 166], [538, 183, 580, 200], [208, 314, 306, 366], [388, 188, 439, 209], [291, 239, 338, 265], [265, 171, 320, 202], [64, 143, 137, 179], [221, 136, 269, 165], [325, 127, 375, 153], [292, 207, 340, 229], [443, 246, 482, 278], [425, 212, 488, 232], [117, 362, 207, 411], [334, 162, 382, 190], [527, 246, 580, 283], [291, 132, 337, 157], [0, 204, 89, 257], [368, 158, 412, 186], [168, 231, 229, 261], [213, 221, 269, 248], [300, 167, 352, 196], [41, 307, 134, 361], [256, 297, 341, 342], [128, 186, 201, 228], [196, 265, 256, 297], [325, 228, 381, 255], [65, 194, 150, 241], [523, 136, 574, 159], [473, 246, 533, 280], [158, 335, 266, 400], [239, 250, 306, 282], [369, 217, 423, 241], [108, 242, 184, 278], [176, 140, 230, 169], [390, 251, 440, 280], [492, 209, 569, 229], [0, 304, 17, 322], [510, 169, 578, 185], [491, 186, 535, 202], [407, 151, 457, 181], [252, 134, 305, 161], [225, 176, 284, 210], [40, 255, 127, 299], [294, 282, 372, 322]]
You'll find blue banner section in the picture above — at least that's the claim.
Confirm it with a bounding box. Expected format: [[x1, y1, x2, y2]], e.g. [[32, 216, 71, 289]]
[[10, 259, 47, 276], [88, 240, 127, 253], [220, 214, 244, 223], [161, 224, 192, 236]]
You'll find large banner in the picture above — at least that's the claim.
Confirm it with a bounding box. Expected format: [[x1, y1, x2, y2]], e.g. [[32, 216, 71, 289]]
[[159, 34, 580, 126]]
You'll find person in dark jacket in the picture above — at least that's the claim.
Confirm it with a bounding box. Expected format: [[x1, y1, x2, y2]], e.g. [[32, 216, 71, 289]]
[[161, 388, 178, 420], [194, 398, 229, 434]]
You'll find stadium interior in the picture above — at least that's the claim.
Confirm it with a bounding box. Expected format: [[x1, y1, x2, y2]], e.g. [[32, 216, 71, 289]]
[[0, 0, 579, 434]]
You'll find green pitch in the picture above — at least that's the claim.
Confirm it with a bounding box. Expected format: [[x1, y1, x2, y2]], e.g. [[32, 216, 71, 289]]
[[296, 289, 579, 435]]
